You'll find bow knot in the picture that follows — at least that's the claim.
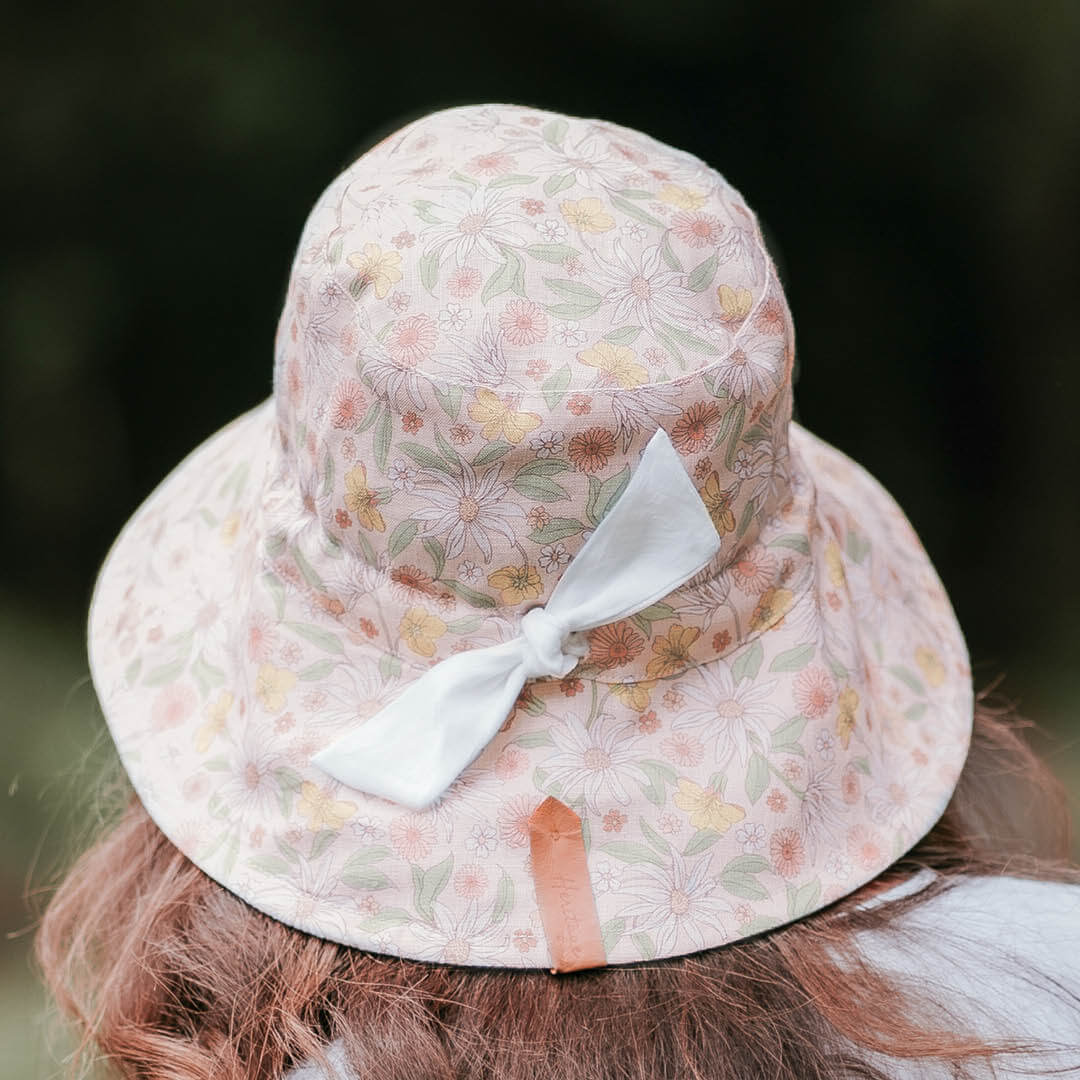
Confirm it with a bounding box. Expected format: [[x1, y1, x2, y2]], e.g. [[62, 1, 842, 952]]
[[312, 428, 724, 809], [519, 607, 588, 680]]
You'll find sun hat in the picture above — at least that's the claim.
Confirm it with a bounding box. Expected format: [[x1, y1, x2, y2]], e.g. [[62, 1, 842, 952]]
[[87, 103, 972, 971]]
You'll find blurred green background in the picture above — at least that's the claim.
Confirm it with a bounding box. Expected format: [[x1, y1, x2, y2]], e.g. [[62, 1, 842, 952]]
[[3, 1, 1078, 1075]]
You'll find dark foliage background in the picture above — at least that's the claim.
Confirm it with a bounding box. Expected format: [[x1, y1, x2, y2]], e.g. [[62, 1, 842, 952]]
[[2, 2, 1077, 1074]]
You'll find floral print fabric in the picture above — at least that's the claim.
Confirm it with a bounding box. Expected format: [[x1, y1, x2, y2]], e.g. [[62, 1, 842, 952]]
[[87, 105, 972, 967]]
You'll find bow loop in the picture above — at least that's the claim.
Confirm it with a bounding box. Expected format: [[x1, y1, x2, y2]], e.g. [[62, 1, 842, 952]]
[[311, 427, 724, 810]]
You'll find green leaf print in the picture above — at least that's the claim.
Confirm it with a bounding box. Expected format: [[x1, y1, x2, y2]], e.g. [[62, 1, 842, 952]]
[[526, 243, 580, 263]]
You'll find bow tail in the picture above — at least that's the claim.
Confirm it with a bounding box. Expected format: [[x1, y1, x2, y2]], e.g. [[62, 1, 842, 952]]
[[312, 639, 528, 809]]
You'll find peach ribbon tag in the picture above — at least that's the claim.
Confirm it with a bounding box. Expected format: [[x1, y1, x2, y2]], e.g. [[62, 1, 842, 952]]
[[528, 796, 607, 974]]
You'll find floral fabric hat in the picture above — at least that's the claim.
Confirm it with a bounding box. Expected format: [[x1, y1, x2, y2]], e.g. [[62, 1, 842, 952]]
[[88, 104, 972, 970]]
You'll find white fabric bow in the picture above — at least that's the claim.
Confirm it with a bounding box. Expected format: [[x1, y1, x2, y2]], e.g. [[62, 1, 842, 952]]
[[311, 428, 722, 809]]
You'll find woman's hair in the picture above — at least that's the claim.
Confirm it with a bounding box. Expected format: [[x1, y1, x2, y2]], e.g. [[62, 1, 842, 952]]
[[35, 691, 1079, 1080]]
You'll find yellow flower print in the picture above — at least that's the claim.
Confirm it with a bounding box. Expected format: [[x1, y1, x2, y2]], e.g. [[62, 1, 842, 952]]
[[346, 243, 403, 299], [824, 540, 846, 588], [835, 687, 859, 749], [296, 781, 357, 831], [194, 689, 234, 752], [559, 197, 615, 234], [577, 341, 647, 388], [255, 664, 296, 713], [699, 471, 736, 535], [658, 183, 706, 210], [914, 645, 945, 688], [716, 284, 753, 324], [609, 679, 656, 712], [400, 606, 447, 658], [674, 778, 746, 833], [467, 388, 542, 444], [220, 511, 242, 547], [749, 587, 795, 632], [344, 464, 386, 532], [488, 564, 543, 606], [645, 625, 701, 679]]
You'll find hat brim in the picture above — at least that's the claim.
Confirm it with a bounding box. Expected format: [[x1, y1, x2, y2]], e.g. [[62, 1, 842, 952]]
[[89, 401, 972, 966]]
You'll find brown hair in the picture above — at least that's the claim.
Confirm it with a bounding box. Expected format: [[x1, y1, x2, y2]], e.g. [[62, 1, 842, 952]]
[[35, 694, 1080, 1080]]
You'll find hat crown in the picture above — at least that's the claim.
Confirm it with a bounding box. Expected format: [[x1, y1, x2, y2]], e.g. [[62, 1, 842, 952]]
[[270, 105, 795, 662]]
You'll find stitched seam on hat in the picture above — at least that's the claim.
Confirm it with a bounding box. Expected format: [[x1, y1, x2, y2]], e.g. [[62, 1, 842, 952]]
[[338, 250, 781, 400]]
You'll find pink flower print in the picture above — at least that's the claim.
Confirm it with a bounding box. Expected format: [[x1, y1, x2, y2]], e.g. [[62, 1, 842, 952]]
[[278, 640, 302, 666], [637, 710, 660, 734], [337, 319, 360, 356], [841, 763, 861, 805], [754, 296, 787, 336], [513, 928, 538, 953], [611, 140, 648, 165], [453, 864, 490, 898], [468, 150, 516, 176], [330, 379, 366, 429], [357, 895, 380, 917], [450, 423, 474, 445], [766, 788, 788, 813], [401, 410, 423, 434], [794, 666, 836, 719], [662, 687, 685, 711], [731, 544, 778, 595], [770, 827, 805, 879], [567, 393, 592, 416], [151, 683, 197, 731], [302, 689, 328, 712], [246, 612, 279, 662], [182, 773, 210, 801], [497, 794, 539, 849], [846, 825, 886, 870], [671, 211, 725, 248], [387, 291, 411, 313], [387, 314, 436, 367], [520, 198, 545, 215], [447, 266, 482, 298], [494, 745, 528, 781], [661, 732, 705, 767], [391, 230, 416, 249], [526, 506, 551, 530], [499, 300, 548, 346], [390, 813, 436, 861], [602, 809, 627, 833]]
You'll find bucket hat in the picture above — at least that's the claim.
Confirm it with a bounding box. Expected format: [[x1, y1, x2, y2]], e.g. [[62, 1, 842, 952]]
[[88, 104, 972, 970]]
